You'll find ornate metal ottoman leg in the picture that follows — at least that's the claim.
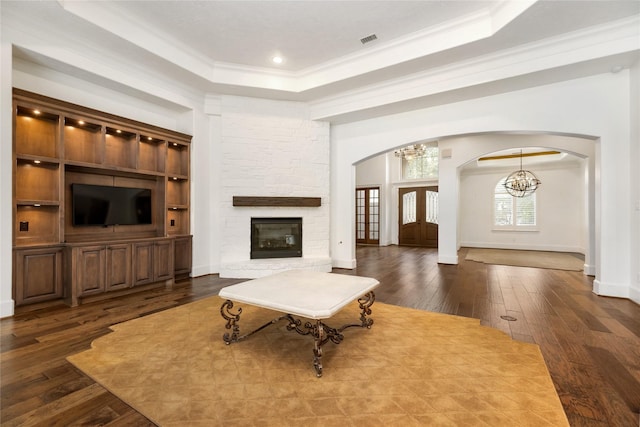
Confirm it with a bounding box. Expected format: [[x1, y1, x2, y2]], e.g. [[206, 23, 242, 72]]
[[220, 300, 242, 344], [313, 320, 325, 377], [358, 291, 375, 328]]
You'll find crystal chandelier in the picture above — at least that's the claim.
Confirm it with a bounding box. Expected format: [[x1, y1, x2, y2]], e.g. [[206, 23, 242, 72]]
[[394, 143, 428, 159], [504, 150, 541, 197]]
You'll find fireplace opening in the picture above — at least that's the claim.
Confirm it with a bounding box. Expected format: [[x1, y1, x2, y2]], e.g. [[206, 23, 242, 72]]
[[251, 217, 302, 259]]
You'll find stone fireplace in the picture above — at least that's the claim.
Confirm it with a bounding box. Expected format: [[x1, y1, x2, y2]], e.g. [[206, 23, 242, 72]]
[[216, 96, 332, 279], [251, 217, 302, 259]]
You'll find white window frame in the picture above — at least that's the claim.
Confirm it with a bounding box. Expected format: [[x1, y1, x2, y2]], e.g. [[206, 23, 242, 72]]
[[493, 177, 539, 231], [400, 144, 439, 181]]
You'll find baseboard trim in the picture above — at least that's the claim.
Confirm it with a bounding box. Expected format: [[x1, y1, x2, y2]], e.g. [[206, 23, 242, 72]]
[[438, 254, 459, 265], [0, 299, 15, 319], [593, 279, 630, 299], [332, 258, 357, 269]]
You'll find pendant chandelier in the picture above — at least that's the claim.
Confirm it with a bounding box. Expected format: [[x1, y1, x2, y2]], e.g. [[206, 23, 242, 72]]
[[394, 143, 428, 159], [503, 150, 541, 197]]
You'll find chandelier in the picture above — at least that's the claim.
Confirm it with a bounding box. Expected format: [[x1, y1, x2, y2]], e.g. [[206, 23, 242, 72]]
[[503, 150, 541, 197], [394, 143, 428, 159]]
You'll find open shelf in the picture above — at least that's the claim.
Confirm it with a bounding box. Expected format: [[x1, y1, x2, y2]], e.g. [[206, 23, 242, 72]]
[[167, 142, 189, 177], [15, 107, 60, 158], [15, 160, 60, 202], [138, 135, 166, 174], [167, 178, 189, 206], [105, 127, 137, 169], [64, 117, 103, 164], [15, 205, 60, 246], [167, 207, 189, 236]]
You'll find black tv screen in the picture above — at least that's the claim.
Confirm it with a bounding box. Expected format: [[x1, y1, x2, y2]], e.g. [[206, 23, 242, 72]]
[[72, 184, 152, 226]]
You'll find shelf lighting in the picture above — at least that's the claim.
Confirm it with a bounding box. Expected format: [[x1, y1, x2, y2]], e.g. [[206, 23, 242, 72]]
[[33, 160, 41, 164], [116, 129, 122, 134], [148, 137, 153, 141], [33, 110, 41, 115], [33, 204, 41, 207], [173, 143, 178, 146], [78, 120, 85, 125], [172, 177, 178, 180]]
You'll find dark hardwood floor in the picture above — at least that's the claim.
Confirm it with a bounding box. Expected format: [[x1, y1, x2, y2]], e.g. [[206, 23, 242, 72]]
[[1, 246, 639, 426]]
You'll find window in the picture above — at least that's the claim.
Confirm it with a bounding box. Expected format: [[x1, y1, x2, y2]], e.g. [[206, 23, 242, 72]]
[[401, 143, 439, 180], [494, 177, 536, 228]]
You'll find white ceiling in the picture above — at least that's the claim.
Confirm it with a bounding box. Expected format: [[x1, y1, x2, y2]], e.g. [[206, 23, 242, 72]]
[[104, 0, 638, 72], [5, 0, 640, 122]]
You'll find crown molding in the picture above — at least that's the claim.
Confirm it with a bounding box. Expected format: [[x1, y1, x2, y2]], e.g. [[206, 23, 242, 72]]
[[57, 0, 534, 94], [309, 15, 640, 121]]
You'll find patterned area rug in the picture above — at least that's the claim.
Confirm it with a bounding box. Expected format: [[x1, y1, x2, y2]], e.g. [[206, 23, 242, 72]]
[[465, 248, 584, 271], [68, 295, 568, 426]]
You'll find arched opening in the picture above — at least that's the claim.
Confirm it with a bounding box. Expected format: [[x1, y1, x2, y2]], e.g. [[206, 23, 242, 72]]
[[354, 132, 596, 276]]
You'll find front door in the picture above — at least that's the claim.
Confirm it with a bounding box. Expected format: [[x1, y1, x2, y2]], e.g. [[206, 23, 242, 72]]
[[398, 186, 438, 247]]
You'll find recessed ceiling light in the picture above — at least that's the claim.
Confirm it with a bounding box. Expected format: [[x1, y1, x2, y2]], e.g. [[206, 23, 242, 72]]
[[272, 56, 283, 64]]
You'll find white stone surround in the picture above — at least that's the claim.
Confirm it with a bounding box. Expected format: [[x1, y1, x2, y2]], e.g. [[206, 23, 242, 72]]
[[218, 96, 331, 278]]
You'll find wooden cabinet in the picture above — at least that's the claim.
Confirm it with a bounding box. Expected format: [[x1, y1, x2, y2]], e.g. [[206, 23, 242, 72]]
[[133, 242, 154, 286], [13, 89, 192, 307], [133, 239, 174, 286], [74, 245, 106, 297], [174, 236, 192, 279], [106, 244, 132, 291], [13, 247, 63, 306], [68, 238, 175, 306], [154, 239, 175, 282]]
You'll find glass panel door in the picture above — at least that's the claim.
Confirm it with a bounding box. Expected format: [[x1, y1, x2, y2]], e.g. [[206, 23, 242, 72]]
[[355, 187, 380, 244]]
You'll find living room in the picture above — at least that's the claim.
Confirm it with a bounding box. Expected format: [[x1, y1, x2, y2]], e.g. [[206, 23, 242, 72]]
[[1, 0, 639, 317]]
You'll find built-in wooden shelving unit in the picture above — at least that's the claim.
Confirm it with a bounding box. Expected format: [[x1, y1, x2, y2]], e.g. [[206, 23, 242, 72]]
[[12, 89, 192, 307]]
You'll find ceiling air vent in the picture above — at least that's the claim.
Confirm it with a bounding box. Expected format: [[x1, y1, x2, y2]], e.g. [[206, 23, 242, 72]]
[[360, 34, 377, 44]]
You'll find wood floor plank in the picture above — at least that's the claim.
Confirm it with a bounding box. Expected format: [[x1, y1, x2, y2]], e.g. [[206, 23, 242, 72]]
[[2, 247, 639, 426], [586, 346, 640, 414]]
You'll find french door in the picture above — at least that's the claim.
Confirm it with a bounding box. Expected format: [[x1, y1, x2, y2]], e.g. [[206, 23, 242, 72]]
[[398, 186, 438, 247], [356, 187, 380, 245]]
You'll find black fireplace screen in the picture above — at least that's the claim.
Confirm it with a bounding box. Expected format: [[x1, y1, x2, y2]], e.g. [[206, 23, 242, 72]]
[[251, 217, 302, 259]]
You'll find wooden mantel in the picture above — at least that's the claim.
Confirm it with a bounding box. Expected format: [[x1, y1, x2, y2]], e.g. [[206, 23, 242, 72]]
[[232, 196, 321, 207]]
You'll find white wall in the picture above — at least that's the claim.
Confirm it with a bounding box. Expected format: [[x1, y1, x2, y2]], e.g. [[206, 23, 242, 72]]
[[459, 159, 586, 253], [332, 72, 635, 301], [630, 59, 640, 301], [0, 1, 14, 317], [217, 96, 332, 278]]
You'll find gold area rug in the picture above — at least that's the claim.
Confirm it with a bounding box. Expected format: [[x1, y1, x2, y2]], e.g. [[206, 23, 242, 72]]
[[465, 248, 584, 271], [67, 296, 568, 427]]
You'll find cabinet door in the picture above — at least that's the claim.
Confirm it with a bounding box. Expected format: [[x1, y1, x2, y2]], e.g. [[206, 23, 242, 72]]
[[133, 242, 154, 286], [106, 244, 132, 291], [154, 239, 174, 281], [14, 247, 63, 306], [174, 236, 192, 278], [76, 246, 106, 296]]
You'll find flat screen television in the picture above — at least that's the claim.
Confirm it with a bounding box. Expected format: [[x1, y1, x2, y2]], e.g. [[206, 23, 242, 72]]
[[72, 184, 152, 226]]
